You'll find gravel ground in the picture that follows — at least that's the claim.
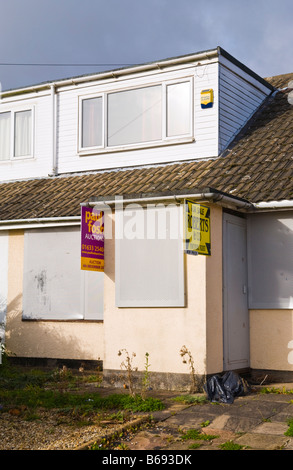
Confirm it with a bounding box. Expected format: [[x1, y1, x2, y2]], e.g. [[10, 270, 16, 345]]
[[0, 408, 142, 450]]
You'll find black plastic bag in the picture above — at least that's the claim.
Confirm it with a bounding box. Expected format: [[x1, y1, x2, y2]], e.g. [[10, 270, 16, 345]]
[[204, 371, 246, 404]]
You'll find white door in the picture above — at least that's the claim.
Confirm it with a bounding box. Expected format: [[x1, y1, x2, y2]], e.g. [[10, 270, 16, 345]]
[[223, 213, 249, 371]]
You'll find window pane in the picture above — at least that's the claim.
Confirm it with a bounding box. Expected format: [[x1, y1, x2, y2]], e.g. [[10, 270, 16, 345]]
[[108, 85, 162, 146], [82, 97, 103, 148], [14, 110, 32, 157], [0, 112, 11, 160], [167, 82, 191, 137]]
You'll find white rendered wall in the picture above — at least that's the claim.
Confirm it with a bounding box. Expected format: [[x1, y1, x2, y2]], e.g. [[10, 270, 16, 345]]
[[0, 231, 8, 342]]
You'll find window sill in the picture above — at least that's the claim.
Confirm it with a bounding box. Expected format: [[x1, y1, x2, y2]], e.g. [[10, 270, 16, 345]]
[[78, 136, 195, 157], [22, 317, 104, 323], [0, 156, 35, 163]]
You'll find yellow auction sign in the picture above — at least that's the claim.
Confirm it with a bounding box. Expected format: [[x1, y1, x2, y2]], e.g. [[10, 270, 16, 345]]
[[184, 200, 211, 256]]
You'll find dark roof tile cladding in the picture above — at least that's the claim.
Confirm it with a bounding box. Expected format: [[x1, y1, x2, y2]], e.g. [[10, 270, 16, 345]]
[[1, 73, 293, 220]]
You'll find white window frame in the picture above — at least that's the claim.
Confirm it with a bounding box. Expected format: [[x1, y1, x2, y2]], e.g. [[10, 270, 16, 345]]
[[78, 77, 194, 155], [78, 93, 105, 152], [0, 106, 34, 162]]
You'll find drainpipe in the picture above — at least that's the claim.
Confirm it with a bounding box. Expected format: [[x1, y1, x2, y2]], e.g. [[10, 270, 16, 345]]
[[49, 84, 57, 176]]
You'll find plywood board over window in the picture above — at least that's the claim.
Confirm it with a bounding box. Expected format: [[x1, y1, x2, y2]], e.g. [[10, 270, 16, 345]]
[[115, 204, 185, 307], [23, 227, 104, 320], [248, 212, 293, 309]]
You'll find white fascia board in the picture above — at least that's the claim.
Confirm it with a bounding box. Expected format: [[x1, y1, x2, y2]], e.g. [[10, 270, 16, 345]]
[[252, 200, 293, 211], [0, 217, 81, 231]]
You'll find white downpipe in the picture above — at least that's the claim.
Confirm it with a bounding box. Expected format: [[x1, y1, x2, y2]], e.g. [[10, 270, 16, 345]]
[[50, 84, 57, 176]]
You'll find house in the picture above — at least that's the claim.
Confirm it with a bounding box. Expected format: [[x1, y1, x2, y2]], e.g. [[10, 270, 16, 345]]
[[0, 46, 293, 388]]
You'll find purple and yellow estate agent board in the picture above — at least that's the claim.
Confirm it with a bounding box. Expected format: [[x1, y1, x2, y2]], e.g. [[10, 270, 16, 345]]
[[81, 206, 104, 272]]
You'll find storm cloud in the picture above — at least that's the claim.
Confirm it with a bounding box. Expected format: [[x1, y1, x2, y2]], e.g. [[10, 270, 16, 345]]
[[0, 0, 292, 90]]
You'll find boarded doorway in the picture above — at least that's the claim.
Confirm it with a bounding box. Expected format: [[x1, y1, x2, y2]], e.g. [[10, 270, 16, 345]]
[[223, 212, 249, 371]]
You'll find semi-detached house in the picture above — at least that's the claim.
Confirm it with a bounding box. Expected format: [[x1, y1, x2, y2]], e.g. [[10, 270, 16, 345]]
[[0, 46, 293, 389]]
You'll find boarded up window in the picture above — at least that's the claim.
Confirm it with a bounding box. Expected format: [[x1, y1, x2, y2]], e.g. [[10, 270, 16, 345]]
[[115, 204, 185, 307], [23, 227, 104, 320], [248, 212, 293, 309]]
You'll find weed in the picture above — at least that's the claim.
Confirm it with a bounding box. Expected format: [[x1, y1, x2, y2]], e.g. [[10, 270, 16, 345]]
[[219, 440, 245, 450], [180, 428, 218, 441], [188, 442, 201, 449], [260, 386, 293, 395], [173, 394, 207, 405], [141, 352, 151, 399], [180, 346, 201, 393], [115, 443, 129, 450], [118, 349, 137, 397], [285, 418, 293, 436], [201, 420, 210, 428]]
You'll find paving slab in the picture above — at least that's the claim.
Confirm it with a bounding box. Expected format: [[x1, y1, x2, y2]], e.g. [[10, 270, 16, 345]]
[[250, 393, 293, 403], [205, 414, 262, 433], [235, 433, 289, 450], [252, 421, 289, 436], [95, 385, 293, 451], [223, 400, 289, 420]]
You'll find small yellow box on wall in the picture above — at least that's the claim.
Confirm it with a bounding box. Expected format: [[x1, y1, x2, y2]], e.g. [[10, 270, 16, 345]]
[[201, 89, 214, 109]]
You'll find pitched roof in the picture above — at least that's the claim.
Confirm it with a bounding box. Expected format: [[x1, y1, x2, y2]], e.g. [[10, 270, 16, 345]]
[[0, 73, 292, 221]]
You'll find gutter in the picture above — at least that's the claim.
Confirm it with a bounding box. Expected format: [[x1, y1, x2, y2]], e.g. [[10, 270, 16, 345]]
[[1, 49, 219, 98], [83, 191, 253, 210], [0, 191, 252, 231], [1, 47, 274, 99], [1, 196, 292, 231]]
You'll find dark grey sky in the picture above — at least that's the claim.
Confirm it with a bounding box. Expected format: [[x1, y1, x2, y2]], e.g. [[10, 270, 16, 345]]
[[0, 0, 292, 91]]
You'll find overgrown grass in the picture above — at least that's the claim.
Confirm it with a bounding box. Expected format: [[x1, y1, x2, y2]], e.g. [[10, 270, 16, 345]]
[[0, 362, 164, 414], [0, 388, 164, 412], [173, 394, 207, 405]]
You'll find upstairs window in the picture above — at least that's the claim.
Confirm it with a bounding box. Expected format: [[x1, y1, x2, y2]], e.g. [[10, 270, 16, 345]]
[[79, 78, 193, 153], [0, 109, 33, 161], [167, 82, 191, 137], [108, 85, 162, 147], [0, 112, 10, 160], [81, 97, 103, 148], [14, 110, 32, 157]]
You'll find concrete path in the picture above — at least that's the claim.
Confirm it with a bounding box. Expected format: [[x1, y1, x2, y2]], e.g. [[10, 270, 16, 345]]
[[116, 385, 293, 450]]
